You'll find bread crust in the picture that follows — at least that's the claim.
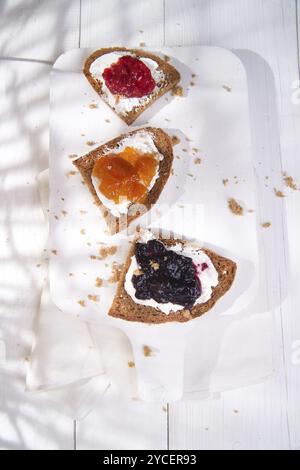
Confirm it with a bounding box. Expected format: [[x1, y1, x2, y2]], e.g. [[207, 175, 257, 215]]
[[83, 47, 181, 125], [109, 238, 237, 324], [72, 127, 174, 233]]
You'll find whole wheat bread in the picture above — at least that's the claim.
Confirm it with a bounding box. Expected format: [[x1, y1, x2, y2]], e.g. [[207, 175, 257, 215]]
[[109, 237, 237, 324], [72, 127, 174, 233], [83, 47, 181, 125]]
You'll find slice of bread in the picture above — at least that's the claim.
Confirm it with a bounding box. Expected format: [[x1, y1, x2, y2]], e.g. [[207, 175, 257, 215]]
[[83, 47, 181, 125], [73, 128, 173, 233], [109, 236, 237, 324]]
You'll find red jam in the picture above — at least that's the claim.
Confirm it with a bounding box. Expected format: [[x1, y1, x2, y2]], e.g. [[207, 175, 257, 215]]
[[102, 55, 156, 98]]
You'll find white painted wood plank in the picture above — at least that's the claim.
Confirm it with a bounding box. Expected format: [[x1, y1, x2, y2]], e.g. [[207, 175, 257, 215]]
[[0, 0, 80, 61], [165, 0, 300, 450], [76, 398, 167, 450], [80, 0, 164, 48], [0, 58, 74, 449], [76, 0, 167, 451]]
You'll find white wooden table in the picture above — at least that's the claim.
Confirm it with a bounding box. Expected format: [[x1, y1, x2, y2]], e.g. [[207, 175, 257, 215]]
[[0, 0, 299, 450]]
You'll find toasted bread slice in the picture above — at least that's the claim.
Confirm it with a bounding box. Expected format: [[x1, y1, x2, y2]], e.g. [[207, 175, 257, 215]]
[[83, 47, 181, 125], [109, 236, 237, 324], [73, 128, 173, 233]]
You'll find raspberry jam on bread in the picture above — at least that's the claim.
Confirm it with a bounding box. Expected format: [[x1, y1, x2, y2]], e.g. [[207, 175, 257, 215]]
[[102, 55, 156, 98]]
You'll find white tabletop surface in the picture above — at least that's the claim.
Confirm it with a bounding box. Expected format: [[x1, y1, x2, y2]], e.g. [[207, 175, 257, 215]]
[[0, 0, 299, 450]]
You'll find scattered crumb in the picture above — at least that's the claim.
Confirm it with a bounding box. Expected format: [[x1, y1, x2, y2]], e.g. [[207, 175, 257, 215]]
[[190, 81, 195, 86], [228, 198, 244, 216], [81, 180, 86, 185], [162, 406, 167, 412], [128, 361, 135, 368], [139, 29, 144, 33], [88, 103, 98, 109], [194, 158, 202, 165], [139, 42, 146, 47], [192, 147, 199, 153], [80, 228, 85, 235], [80, 210, 87, 214], [274, 188, 285, 198], [105, 118, 110, 123], [265, 176, 269, 180], [67, 170, 77, 177], [87, 294, 99, 302], [61, 210, 68, 216], [222, 179, 229, 186], [90, 255, 97, 260], [61, 197, 65, 201], [171, 85, 184, 97], [87, 242, 91, 246], [261, 222, 271, 228], [223, 85, 232, 92], [108, 262, 124, 284], [176, 155, 180, 160], [164, 54, 170, 62], [54, 215, 59, 220], [188, 173, 194, 177], [171, 135, 181, 145], [99, 245, 117, 259], [143, 345, 153, 357], [95, 277, 103, 288], [51, 250, 58, 255], [233, 409, 239, 414], [36, 264, 41, 268], [248, 209, 255, 213], [164, 118, 171, 122], [182, 148, 187, 152], [283, 173, 297, 190], [68, 154, 78, 159], [86, 140, 96, 146], [81, 133, 85, 136], [78, 300, 85, 307], [69, 273, 74, 277], [171, 169, 175, 175]]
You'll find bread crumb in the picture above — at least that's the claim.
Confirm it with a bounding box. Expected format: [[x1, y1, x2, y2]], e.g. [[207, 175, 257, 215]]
[[95, 277, 103, 288], [182, 148, 187, 152], [171, 135, 180, 145], [105, 118, 110, 123], [192, 147, 199, 153], [61, 197, 65, 201], [90, 255, 97, 260], [88, 103, 98, 109], [164, 54, 170, 62], [36, 264, 41, 268], [139, 42, 146, 47], [228, 198, 244, 216], [54, 215, 59, 220], [233, 409, 239, 414], [191, 73, 196, 78], [80, 228, 85, 235], [164, 118, 171, 122], [261, 222, 271, 228], [171, 85, 184, 97], [283, 173, 297, 190], [51, 250, 58, 255], [194, 158, 202, 165], [128, 361, 135, 368], [139, 29, 144, 33], [80, 210, 87, 214], [176, 155, 180, 160], [248, 209, 255, 213], [223, 85, 232, 92], [190, 81, 195, 86], [143, 345, 153, 357], [87, 242, 91, 246], [188, 173, 194, 177], [87, 294, 99, 302], [108, 262, 124, 283], [171, 168, 175, 175], [86, 140, 96, 146], [182, 310, 192, 319], [61, 210, 68, 216], [223, 179, 229, 186], [81, 180, 86, 185], [78, 300, 85, 307], [69, 273, 74, 277], [81, 133, 85, 136], [67, 170, 77, 177], [162, 406, 167, 412], [99, 245, 117, 259], [274, 188, 285, 198], [68, 154, 78, 159], [150, 261, 160, 270]]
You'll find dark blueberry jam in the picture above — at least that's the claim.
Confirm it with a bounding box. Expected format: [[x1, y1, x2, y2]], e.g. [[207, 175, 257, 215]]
[[132, 240, 202, 308]]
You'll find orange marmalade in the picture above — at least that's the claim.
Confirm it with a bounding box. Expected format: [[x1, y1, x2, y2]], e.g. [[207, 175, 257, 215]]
[[92, 147, 159, 204]]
